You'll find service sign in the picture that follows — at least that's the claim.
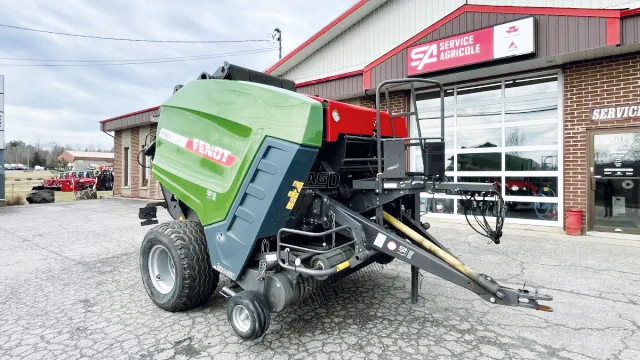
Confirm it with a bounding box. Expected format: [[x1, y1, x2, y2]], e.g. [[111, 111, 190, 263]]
[[407, 17, 535, 76], [591, 104, 640, 121]]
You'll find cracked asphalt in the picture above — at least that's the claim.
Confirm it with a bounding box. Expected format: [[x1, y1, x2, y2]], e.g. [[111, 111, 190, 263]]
[[1, 199, 639, 360]]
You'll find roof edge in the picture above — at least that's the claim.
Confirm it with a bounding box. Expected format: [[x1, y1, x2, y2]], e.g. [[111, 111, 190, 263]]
[[99, 106, 160, 124], [622, 8, 640, 17], [295, 70, 363, 88], [266, 0, 378, 75]]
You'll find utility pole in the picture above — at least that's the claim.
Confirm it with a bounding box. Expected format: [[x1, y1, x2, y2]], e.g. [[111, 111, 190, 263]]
[[272, 28, 282, 59]]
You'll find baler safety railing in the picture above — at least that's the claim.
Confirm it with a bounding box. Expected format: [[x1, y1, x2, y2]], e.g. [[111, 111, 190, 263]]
[[375, 78, 445, 195]]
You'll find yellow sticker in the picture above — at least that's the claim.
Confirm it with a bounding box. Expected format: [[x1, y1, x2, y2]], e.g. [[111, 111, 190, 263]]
[[286, 180, 304, 210], [543, 187, 549, 192], [336, 261, 350, 272]]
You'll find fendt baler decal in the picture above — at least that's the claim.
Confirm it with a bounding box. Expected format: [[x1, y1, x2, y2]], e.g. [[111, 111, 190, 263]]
[[158, 128, 237, 167]]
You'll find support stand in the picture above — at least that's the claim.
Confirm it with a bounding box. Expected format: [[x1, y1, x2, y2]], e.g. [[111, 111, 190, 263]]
[[411, 265, 419, 304]]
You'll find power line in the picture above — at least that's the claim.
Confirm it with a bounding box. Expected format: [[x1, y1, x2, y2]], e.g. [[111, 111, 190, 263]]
[[0, 48, 276, 66], [0, 49, 272, 63], [0, 23, 271, 44]]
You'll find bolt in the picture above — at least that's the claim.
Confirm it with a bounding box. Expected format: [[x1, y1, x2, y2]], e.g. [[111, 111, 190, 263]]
[[490, 297, 496, 303], [156, 274, 161, 280]]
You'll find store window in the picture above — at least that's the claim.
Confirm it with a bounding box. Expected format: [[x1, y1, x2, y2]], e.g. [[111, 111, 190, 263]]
[[414, 73, 561, 224]]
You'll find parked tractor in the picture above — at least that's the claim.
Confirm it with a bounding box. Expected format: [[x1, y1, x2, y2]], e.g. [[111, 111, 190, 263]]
[[138, 62, 553, 340]]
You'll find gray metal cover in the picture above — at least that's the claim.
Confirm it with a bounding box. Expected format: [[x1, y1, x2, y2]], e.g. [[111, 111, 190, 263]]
[[296, 74, 363, 100], [101, 108, 159, 132], [622, 13, 640, 45]]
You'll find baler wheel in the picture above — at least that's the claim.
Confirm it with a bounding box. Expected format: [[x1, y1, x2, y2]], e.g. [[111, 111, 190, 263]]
[[227, 291, 271, 340], [140, 220, 219, 312]]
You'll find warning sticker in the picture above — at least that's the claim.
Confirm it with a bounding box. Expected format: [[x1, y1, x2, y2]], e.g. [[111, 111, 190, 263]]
[[286, 180, 304, 210], [373, 233, 387, 248]]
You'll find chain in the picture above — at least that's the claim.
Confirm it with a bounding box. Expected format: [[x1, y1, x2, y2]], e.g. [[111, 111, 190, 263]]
[[261, 238, 270, 253], [330, 212, 336, 249]]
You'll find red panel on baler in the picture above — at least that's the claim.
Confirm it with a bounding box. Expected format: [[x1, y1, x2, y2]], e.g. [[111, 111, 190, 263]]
[[308, 96, 408, 142]]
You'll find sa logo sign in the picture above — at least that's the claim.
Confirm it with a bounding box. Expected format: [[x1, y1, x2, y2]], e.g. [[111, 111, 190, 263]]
[[409, 44, 438, 71]]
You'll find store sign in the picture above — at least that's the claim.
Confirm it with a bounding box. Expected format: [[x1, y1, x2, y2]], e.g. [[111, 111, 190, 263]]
[[591, 104, 640, 121], [407, 17, 535, 76]]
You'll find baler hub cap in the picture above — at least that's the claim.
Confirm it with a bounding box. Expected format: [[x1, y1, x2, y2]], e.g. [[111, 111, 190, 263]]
[[148, 245, 176, 294], [232, 305, 252, 332]]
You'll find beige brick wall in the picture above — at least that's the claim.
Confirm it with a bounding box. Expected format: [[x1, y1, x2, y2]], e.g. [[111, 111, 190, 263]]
[[563, 53, 640, 233], [112, 125, 162, 200]]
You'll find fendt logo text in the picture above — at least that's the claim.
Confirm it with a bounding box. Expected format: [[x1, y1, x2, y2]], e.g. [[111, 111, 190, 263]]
[[409, 44, 438, 71]]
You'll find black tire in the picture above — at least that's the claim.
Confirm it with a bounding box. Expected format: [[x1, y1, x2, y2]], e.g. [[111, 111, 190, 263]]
[[227, 291, 271, 340], [140, 220, 219, 312]]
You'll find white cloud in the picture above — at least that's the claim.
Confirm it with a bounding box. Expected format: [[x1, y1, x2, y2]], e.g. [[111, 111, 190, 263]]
[[0, 0, 356, 149]]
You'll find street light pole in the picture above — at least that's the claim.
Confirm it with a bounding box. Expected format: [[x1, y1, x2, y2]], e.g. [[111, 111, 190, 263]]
[[273, 28, 282, 60]]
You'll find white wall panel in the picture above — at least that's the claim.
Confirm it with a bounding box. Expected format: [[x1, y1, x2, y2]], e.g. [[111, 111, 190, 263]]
[[284, 0, 635, 82]]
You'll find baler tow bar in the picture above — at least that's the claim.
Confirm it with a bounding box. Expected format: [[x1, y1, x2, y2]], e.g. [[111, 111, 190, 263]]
[[277, 194, 553, 312]]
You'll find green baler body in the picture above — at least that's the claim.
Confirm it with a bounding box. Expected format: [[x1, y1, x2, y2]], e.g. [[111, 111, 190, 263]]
[[152, 80, 324, 226]]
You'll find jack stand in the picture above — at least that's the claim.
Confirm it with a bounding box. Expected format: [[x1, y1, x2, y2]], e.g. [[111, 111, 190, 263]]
[[411, 265, 419, 304]]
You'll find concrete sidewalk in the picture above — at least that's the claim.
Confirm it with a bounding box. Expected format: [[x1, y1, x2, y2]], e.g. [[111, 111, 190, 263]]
[[424, 215, 640, 249]]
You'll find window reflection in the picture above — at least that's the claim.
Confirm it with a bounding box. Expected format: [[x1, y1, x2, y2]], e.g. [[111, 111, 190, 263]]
[[505, 123, 558, 146], [593, 133, 640, 177], [416, 109, 454, 133], [457, 199, 500, 217], [457, 83, 501, 104], [505, 97, 557, 122], [457, 176, 502, 189], [416, 89, 454, 108], [420, 131, 453, 150], [505, 202, 559, 221], [458, 153, 501, 171], [506, 150, 559, 171], [457, 104, 502, 126], [505, 75, 558, 98], [457, 128, 501, 149], [424, 198, 454, 214], [505, 177, 558, 197]]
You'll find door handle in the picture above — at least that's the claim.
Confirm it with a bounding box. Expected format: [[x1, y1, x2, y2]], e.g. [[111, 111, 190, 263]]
[[590, 177, 596, 191]]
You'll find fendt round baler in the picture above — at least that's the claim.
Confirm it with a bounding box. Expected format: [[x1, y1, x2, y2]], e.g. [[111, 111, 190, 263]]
[[137, 62, 553, 340]]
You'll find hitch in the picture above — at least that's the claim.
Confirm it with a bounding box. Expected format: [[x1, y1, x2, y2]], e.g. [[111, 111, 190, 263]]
[[376, 210, 553, 312], [138, 201, 166, 226]]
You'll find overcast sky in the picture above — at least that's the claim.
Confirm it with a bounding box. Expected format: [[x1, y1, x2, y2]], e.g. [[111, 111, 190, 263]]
[[0, 0, 356, 149]]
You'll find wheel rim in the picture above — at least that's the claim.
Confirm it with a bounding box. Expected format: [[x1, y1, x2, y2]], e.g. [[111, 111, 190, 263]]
[[232, 305, 251, 332], [148, 245, 176, 294]]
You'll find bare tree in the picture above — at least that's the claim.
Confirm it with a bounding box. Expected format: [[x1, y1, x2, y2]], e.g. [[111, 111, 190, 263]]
[[506, 128, 527, 157]]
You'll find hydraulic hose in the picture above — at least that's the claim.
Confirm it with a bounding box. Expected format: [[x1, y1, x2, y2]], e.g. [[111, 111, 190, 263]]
[[382, 211, 500, 296]]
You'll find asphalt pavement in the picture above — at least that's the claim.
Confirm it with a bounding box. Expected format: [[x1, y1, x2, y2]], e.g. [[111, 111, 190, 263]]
[[0, 199, 639, 359]]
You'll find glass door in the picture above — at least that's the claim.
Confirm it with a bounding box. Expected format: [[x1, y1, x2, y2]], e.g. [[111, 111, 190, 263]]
[[589, 129, 640, 233]]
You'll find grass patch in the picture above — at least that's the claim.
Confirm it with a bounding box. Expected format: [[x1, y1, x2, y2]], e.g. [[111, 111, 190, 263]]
[[7, 195, 25, 206]]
